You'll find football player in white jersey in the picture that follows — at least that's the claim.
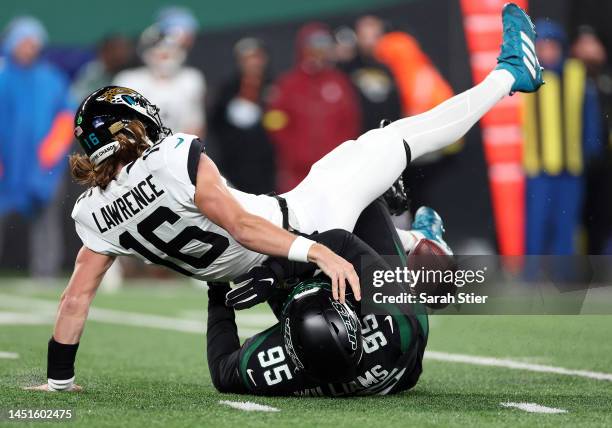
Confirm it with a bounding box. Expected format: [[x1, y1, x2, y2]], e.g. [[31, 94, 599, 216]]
[[31, 3, 543, 392]]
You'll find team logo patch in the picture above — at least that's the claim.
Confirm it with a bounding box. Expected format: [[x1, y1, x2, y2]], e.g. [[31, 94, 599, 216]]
[[93, 117, 106, 128]]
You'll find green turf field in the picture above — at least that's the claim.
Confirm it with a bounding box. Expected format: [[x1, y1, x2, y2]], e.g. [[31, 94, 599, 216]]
[[1, 279, 611, 427]]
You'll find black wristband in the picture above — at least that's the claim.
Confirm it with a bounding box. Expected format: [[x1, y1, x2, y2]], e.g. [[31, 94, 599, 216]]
[[47, 337, 79, 380]]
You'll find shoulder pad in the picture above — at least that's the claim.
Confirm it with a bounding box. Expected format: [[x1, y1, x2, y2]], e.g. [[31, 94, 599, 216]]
[[71, 188, 95, 220], [161, 133, 205, 185]]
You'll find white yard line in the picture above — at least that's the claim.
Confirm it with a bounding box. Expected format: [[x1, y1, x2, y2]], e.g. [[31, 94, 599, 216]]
[[0, 351, 19, 359], [180, 309, 277, 327], [3, 293, 612, 383], [219, 400, 279, 412], [501, 402, 568, 414], [0, 311, 54, 325], [0, 294, 262, 338], [426, 351, 612, 382]]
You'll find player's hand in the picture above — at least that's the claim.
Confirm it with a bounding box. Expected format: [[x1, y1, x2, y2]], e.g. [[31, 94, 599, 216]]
[[307, 243, 360, 304], [226, 265, 280, 310], [24, 384, 82, 392]]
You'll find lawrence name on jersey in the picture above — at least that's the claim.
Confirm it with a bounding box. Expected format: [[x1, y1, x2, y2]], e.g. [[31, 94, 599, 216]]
[[72, 133, 283, 281]]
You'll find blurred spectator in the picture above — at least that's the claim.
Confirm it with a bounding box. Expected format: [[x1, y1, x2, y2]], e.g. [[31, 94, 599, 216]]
[[71, 35, 133, 102], [0, 17, 74, 278], [114, 24, 206, 136], [374, 30, 453, 117], [156, 5, 199, 51], [333, 26, 357, 63], [264, 23, 361, 192], [339, 15, 401, 132], [572, 26, 612, 254], [210, 38, 276, 194], [522, 20, 602, 255]]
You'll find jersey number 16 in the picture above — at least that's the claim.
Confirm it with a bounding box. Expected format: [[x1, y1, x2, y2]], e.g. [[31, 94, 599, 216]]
[[119, 206, 229, 276]]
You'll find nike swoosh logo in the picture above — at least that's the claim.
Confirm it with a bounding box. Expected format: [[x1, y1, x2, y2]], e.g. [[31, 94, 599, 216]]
[[246, 369, 257, 385], [174, 137, 185, 148], [384, 315, 394, 334]]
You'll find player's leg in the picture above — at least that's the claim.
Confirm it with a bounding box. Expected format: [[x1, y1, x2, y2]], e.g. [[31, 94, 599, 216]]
[[283, 3, 542, 234], [354, 199, 451, 257], [353, 199, 407, 258], [284, 70, 514, 233]]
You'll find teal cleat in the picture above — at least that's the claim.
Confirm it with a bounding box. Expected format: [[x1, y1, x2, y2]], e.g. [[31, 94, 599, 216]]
[[495, 2, 544, 94], [411, 206, 453, 255]]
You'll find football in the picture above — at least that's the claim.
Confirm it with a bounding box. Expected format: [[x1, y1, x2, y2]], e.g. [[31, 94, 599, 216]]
[[408, 238, 458, 309]]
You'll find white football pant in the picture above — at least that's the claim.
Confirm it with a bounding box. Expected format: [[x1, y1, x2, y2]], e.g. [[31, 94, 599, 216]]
[[282, 70, 515, 234]]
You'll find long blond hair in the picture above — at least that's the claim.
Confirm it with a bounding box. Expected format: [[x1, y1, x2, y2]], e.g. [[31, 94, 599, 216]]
[[70, 120, 150, 189]]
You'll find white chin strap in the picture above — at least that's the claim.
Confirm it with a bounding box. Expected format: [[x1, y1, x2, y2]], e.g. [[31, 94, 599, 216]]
[[90, 141, 120, 166], [90, 135, 157, 166]]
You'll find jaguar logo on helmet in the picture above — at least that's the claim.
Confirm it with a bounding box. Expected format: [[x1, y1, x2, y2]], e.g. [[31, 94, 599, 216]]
[[96, 87, 139, 104]]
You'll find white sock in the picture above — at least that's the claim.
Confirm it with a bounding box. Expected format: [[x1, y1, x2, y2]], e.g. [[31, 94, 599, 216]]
[[389, 69, 515, 161]]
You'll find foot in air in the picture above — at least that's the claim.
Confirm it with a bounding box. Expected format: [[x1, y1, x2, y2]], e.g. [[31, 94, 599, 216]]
[[495, 2, 544, 93], [411, 206, 453, 255]]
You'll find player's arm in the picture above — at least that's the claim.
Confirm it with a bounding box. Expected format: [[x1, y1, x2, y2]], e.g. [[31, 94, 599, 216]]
[[194, 153, 360, 303], [208, 284, 302, 395], [227, 229, 372, 310], [206, 283, 249, 394], [26, 246, 114, 392]]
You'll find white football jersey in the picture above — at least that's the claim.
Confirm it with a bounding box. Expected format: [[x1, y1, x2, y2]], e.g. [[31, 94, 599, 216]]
[[71, 133, 283, 281]]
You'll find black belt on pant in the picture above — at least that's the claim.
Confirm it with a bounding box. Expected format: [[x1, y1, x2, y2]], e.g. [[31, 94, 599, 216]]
[[272, 195, 290, 230]]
